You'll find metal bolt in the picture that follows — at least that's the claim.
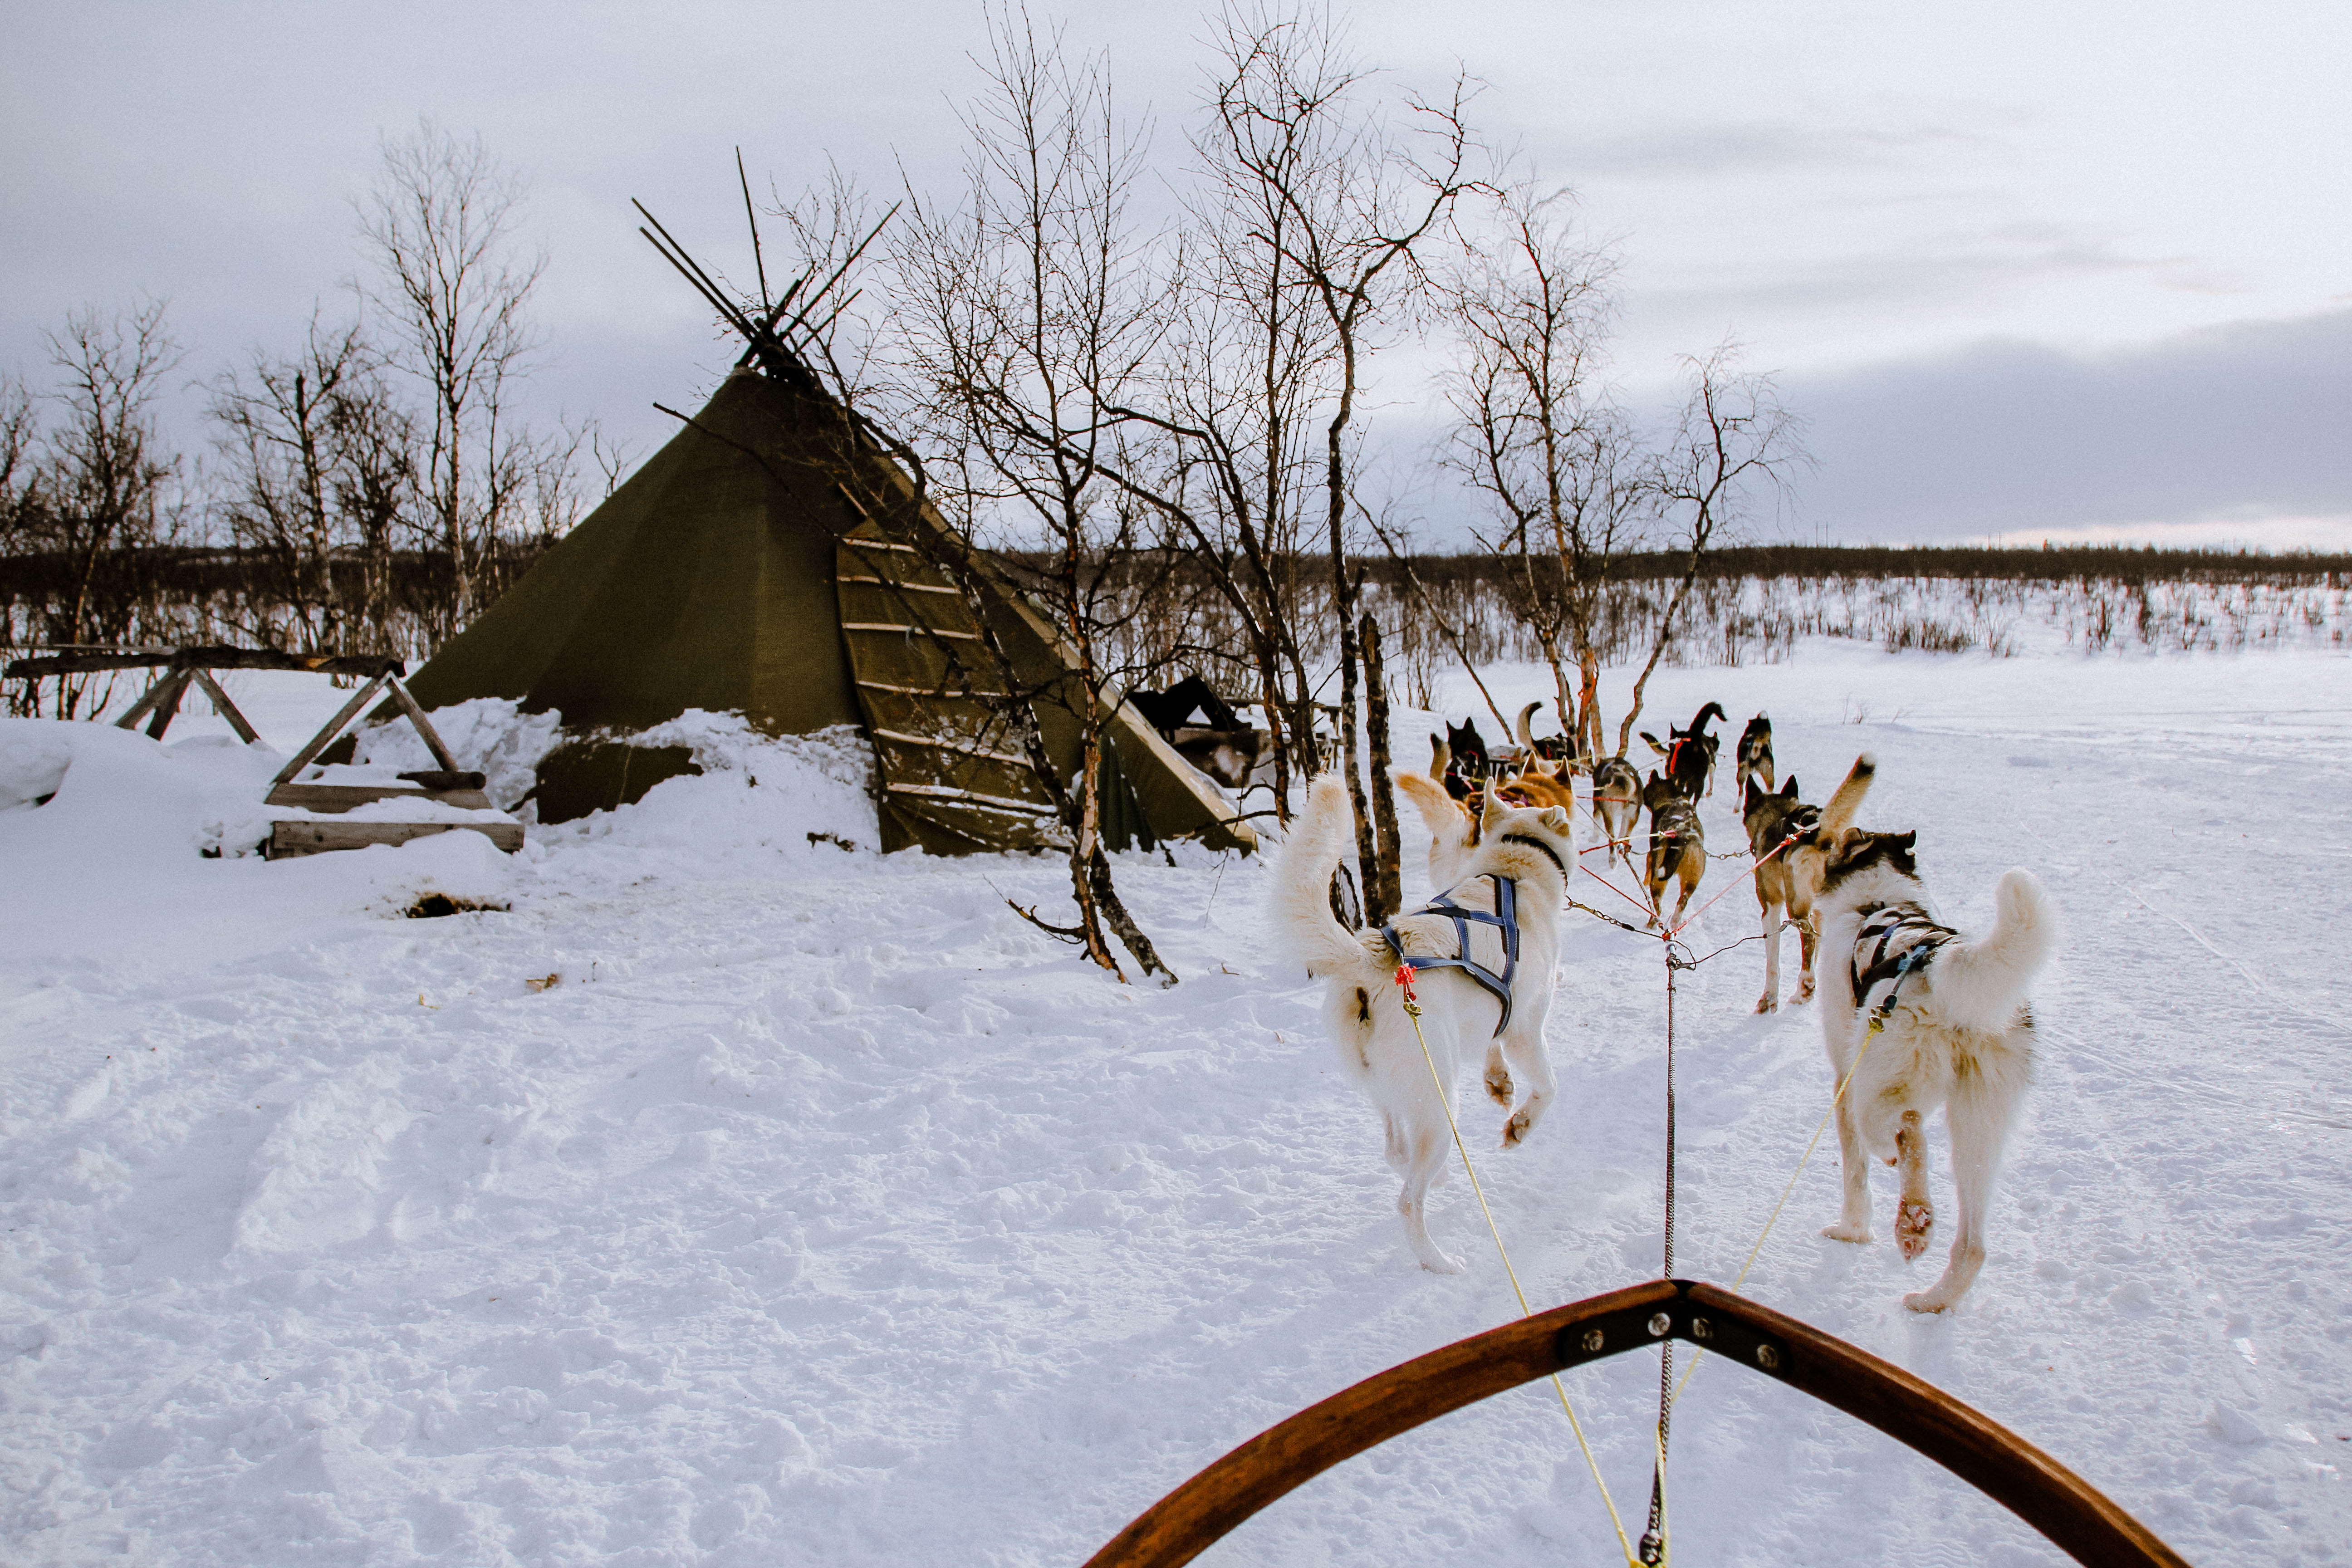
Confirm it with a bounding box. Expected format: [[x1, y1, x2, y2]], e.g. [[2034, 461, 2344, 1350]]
[[1691, 1316, 1712, 1341], [1757, 1344, 1781, 1372], [1647, 1312, 1671, 1338], [1581, 1328, 1605, 1353]]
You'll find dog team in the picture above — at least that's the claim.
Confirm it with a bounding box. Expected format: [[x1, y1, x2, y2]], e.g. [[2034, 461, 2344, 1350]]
[[1273, 699, 2058, 1313]]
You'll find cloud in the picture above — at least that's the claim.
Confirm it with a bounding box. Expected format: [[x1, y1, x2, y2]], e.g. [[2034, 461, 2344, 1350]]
[[1785, 307, 2352, 544]]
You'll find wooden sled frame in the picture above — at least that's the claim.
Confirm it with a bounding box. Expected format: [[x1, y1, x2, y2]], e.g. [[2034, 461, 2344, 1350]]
[[1083, 1279, 2186, 1568]]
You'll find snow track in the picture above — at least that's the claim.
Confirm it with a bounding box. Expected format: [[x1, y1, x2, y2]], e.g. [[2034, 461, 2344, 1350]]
[[3, 645, 2348, 1565]]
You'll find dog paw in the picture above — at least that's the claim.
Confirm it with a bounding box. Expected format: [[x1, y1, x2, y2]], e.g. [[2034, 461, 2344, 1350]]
[[1902, 1288, 1954, 1314], [1895, 1200, 1934, 1261], [1421, 1251, 1467, 1275], [1754, 995, 1777, 1014], [1822, 1221, 1872, 1245], [1795, 980, 1815, 1002], [1484, 1066, 1514, 1105], [1501, 1109, 1535, 1147]]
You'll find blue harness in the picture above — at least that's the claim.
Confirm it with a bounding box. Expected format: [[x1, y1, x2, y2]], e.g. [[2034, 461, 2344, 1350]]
[[1381, 874, 1522, 1037]]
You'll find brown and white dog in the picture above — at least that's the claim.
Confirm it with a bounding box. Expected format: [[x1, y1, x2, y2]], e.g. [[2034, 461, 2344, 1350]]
[[1785, 754, 2059, 1313], [1744, 774, 1820, 1012], [1270, 776, 1577, 1272], [1641, 769, 1705, 929]]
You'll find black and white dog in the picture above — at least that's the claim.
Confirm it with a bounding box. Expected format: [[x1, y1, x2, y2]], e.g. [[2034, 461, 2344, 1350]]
[[1640, 701, 1726, 799], [1734, 712, 1774, 797], [1786, 755, 2060, 1313]]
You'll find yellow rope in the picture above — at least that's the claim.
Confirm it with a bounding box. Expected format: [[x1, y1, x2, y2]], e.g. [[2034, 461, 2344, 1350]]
[[1665, 1019, 1885, 1416], [1395, 966, 1642, 1568]]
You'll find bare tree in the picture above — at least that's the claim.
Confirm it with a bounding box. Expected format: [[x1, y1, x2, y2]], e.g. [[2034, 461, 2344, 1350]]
[[356, 121, 547, 636], [18, 303, 186, 715], [889, 7, 1180, 980], [1438, 183, 1656, 759], [1614, 345, 1803, 756], [1192, 1, 1474, 922]]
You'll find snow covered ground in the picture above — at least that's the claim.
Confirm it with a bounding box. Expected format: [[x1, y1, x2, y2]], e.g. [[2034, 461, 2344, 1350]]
[[3, 641, 2349, 1566]]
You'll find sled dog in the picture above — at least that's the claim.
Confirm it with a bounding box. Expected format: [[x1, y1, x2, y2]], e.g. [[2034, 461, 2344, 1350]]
[[1735, 712, 1774, 797], [1788, 754, 2059, 1313], [1588, 755, 1643, 869], [1642, 770, 1705, 929], [1639, 701, 1726, 799], [1271, 776, 1575, 1272], [1744, 774, 1820, 1012]]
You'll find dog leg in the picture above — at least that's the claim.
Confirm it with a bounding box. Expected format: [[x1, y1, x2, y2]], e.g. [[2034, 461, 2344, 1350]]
[[1756, 900, 1782, 1014], [1498, 1027, 1558, 1148], [1822, 1035, 1875, 1243], [1794, 918, 1818, 1003], [1483, 1044, 1514, 1106], [1905, 1063, 2023, 1313], [1397, 1120, 1465, 1274], [1894, 1109, 1933, 1261]]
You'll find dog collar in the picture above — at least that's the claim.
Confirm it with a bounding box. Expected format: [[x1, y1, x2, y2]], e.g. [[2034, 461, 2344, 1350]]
[[1500, 832, 1568, 877]]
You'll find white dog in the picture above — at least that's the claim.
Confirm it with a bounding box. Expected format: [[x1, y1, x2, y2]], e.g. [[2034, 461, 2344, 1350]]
[[1270, 776, 1575, 1272], [1789, 755, 2059, 1313]]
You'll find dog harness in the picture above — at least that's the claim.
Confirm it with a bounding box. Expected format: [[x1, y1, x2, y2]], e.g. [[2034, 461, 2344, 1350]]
[[1378, 834, 1564, 1038], [1850, 901, 1956, 1032]]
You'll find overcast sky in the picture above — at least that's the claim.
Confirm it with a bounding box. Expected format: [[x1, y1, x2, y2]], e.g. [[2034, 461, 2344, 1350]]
[[5, 1, 2346, 548]]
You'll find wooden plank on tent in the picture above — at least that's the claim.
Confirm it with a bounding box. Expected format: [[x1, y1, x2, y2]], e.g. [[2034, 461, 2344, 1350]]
[[835, 575, 963, 594], [841, 622, 983, 641], [871, 728, 1031, 766], [269, 675, 387, 786], [266, 819, 523, 858], [883, 781, 1058, 815], [188, 668, 262, 743]]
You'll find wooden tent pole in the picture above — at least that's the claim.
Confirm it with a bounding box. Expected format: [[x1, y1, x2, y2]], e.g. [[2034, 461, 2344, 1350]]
[[142, 669, 193, 739], [113, 669, 182, 733]]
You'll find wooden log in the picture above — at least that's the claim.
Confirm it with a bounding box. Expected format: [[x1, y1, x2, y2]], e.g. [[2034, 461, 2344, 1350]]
[[266, 819, 522, 858], [396, 770, 486, 792], [5, 646, 404, 680]]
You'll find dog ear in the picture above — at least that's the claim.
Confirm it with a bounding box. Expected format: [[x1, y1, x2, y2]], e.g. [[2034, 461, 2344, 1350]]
[[1480, 783, 1509, 835], [1896, 830, 1917, 851], [1781, 775, 1798, 798], [1744, 777, 1762, 810], [1541, 805, 1569, 833]]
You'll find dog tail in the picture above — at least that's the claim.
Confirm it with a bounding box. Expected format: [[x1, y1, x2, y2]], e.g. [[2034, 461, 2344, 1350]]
[[1270, 776, 1381, 980], [1819, 752, 1876, 833], [1928, 869, 2061, 1034]]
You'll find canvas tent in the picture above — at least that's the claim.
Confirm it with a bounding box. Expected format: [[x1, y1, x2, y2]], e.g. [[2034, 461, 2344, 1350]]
[[403, 363, 1254, 857]]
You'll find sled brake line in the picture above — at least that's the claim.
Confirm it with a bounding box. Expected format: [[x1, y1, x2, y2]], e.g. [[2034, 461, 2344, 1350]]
[[1389, 958, 1642, 1568]]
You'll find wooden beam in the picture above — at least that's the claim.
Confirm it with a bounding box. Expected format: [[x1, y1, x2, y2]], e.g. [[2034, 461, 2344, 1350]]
[[266, 819, 522, 858], [269, 675, 387, 787], [142, 669, 192, 739], [382, 677, 461, 772], [112, 669, 182, 732], [188, 668, 262, 744]]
